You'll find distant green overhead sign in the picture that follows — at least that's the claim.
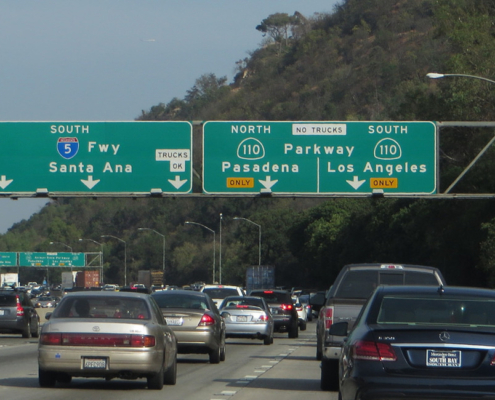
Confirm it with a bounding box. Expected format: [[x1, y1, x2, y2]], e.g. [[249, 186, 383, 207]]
[[19, 252, 86, 267], [0, 122, 192, 195], [0, 252, 17, 266], [203, 121, 437, 195]]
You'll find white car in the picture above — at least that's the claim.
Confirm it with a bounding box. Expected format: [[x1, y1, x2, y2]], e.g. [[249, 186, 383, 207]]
[[292, 296, 307, 331], [200, 285, 244, 307]]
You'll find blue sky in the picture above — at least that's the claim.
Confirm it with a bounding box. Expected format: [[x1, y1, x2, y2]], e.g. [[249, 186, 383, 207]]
[[0, 0, 339, 233]]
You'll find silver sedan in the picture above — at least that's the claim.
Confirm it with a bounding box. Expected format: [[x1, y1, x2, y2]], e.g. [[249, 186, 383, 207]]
[[219, 296, 274, 345], [38, 291, 178, 389]]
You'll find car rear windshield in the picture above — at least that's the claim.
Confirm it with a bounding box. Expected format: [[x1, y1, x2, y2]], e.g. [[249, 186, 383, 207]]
[[202, 288, 240, 299], [335, 270, 439, 299], [222, 298, 265, 309], [252, 291, 290, 303], [0, 294, 16, 306], [53, 296, 151, 320], [153, 293, 208, 310], [376, 295, 495, 327]]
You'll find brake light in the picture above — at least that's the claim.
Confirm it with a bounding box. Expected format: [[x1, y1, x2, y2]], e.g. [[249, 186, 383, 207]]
[[264, 291, 274, 294], [236, 305, 249, 308], [16, 296, 24, 316], [352, 340, 397, 361], [324, 306, 334, 329], [199, 313, 215, 326], [258, 314, 269, 322], [281, 304, 293, 311], [40, 333, 156, 347]]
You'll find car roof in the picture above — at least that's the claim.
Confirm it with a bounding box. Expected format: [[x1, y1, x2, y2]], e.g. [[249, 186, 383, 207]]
[[62, 291, 150, 300], [151, 289, 208, 297], [375, 285, 495, 298], [345, 263, 440, 271], [250, 289, 288, 293], [202, 285, 242, 289]]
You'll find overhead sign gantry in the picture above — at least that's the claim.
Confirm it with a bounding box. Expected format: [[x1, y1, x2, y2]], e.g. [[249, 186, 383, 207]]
[[203, 121, 436, 195]]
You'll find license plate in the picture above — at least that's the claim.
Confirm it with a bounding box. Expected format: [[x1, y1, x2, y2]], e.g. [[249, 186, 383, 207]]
[[0, 310, 4, 316], [166, 317, 183, 326], [236, 316, 248, 322], [426, 350, 461, 367], [83, 358, 107, 369]]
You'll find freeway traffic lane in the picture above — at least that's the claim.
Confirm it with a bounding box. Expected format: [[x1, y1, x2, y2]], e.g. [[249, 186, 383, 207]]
[[0, 320, 338, 400]]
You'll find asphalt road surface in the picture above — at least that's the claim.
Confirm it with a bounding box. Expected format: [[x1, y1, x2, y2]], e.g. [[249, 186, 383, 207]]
[[0, 319, 337, 400]]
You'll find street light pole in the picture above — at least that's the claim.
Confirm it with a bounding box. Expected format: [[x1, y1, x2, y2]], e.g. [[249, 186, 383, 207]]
[[233, 217, 261, 266], [78, 238, 104, 285], [49, 241, 73, 280], [137, 228, 166, 283], [185, 221, 216, 283], [426, 72, 495, 85], [219, 213, 223, 284], [101, 235, 127, 286]]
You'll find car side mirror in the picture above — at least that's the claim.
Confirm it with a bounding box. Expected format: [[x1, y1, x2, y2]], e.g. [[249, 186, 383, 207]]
[[45, 312, 52, 320], [329, 321, 348, 336]]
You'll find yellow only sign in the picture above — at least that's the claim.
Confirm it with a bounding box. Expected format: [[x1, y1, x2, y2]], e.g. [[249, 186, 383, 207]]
[[370, 178, 398, 189], [227, 177, 254, 188]]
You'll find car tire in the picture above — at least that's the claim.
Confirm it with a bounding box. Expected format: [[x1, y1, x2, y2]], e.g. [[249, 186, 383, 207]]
[[316, 333, 322, 360], [220, 338, 226, 362], [147, 364, 164, 390], [32, 318, 41, 338], [39, 367, 57, 388], [22, 321, 32, 338], [263, 335, 272, 345], [164, 354, 177, 385], [321, 359, 339, 391], [56, 373, 72, 384], [209, 346, 221, 364], [288, 321, 298, 338], [300, 320, 307, 331]]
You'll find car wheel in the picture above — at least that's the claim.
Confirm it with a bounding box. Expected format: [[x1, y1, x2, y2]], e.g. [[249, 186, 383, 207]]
[[56, 373, 72, 384], [32, 318, 41, 338], [288, 321, 298, 338], [300, 320, 307, 331], [220, 338, 226, 362], [22, 321, 32, 338], [164, 354, 177, 385], [321, 359, 339, 391], [209, 346, 221, 364], [39, 367, 56, 388], [147, 364, 164, 390], [263, 335, 272, 345], [316, 334, 322, 360]]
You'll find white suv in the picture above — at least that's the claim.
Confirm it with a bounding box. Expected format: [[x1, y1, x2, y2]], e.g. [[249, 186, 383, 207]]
[[200, 285, 244, 307]]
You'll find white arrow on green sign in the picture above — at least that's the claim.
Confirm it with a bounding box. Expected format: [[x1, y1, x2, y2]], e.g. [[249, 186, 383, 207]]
[[203, 121, 437, 195], [0, 122, 192, 195]]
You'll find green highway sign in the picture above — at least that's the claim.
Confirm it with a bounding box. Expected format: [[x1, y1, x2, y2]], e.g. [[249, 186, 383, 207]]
[[0, 122, 192, 195], [19, 252, 86, 267], [0, 252, 17, 266], [203, 121, 437, 195]]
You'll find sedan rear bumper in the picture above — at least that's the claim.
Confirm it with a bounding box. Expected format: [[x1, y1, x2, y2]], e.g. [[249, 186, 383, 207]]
[[38, 346, 163, 377], [225, 323, 271, 338]]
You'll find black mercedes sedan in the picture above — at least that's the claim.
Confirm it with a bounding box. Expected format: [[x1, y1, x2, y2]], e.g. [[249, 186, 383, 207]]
[[331, 285, 495, 400]]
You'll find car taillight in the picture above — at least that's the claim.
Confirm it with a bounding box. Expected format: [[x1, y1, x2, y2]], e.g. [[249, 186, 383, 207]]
[[16, 296, 24, 316], [324, 306, 334, 329], [352, 340, 397, 361], [257, 314, 269, 322], [199, 313, 215, 326], [281, 304, 293, 311], [40, 333, 156, 347]]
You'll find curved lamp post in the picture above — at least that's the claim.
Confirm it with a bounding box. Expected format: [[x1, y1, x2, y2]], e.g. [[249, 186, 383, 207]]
[[101, 235, 127, 286], [49, 241, 72, 252], [137, 228, 166, 281], [78, 238, 104, 285], [426, 72, 495, 85], [233, 217, 261, 266], [185, 221, 216, 283], [219, 213, 223, 284]]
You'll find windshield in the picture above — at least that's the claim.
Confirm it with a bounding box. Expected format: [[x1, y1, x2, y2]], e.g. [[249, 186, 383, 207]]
[[153, 293, 208, 310], [202, 288, 239, 299], [376, 295, 495, 327], [53, 296, 151, 320]]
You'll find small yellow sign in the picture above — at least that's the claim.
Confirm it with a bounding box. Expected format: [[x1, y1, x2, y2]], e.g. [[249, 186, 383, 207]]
[[227, 177, 255, 188], [370, 178, 398, 189]]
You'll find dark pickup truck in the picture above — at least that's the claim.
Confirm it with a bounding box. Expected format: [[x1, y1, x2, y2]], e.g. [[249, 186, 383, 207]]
[[314, 263, 447, 391]]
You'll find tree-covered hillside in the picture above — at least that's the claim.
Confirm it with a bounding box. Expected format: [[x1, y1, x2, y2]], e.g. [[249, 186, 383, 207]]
[[3, 0, 495, 289]]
